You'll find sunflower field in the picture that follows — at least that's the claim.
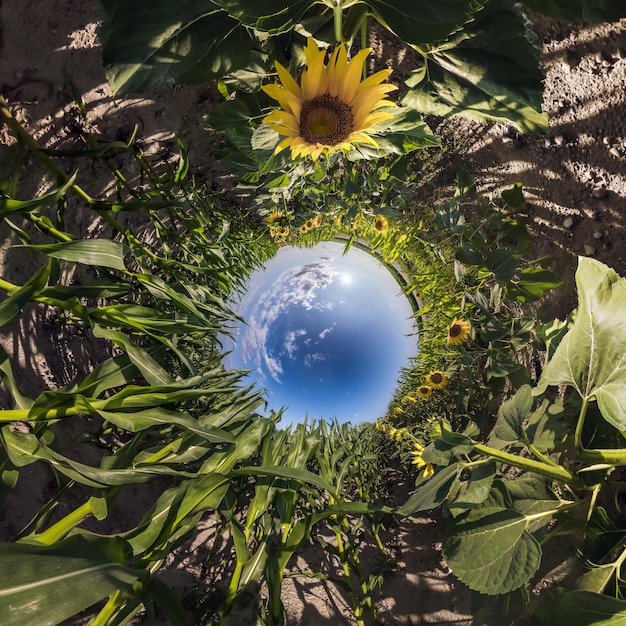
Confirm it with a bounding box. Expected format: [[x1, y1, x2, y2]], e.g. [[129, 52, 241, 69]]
[[2, 1, 626, 625]]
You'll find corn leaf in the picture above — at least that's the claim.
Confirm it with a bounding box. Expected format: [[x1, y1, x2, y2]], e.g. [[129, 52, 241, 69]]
[[24, 239, 128, 271], [0, 535, 138, 626], [0, 260, 52, 327]]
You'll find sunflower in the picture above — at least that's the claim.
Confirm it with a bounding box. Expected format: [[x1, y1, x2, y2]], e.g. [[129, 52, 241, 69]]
[[266, 211, 285, 224], [262, 38, 397, 160], [305, 218, 314, 230], [401, 394, 417, 405], [313, 214, 323, 227], [425, 370, 448, 389], [416, 385, 433, 399], [447, 318, 471, 345], [411, 442, 435, 478], [393, 406, 404, 417], [373, 215, 388, 233]]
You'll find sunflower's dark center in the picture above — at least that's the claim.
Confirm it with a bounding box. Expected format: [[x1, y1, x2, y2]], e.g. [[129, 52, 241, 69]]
[[300, 94, 354, 145], [449, 324, 462, 338], [430, 373, 443, 384]]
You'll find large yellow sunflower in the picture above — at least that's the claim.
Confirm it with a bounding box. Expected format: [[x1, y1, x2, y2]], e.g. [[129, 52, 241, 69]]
[[425, 370, 448, 389], [447, 318, 471, 345], [262, 38, 397, 160]]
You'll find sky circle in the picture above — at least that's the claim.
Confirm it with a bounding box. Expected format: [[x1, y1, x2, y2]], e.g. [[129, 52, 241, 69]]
[[224, 241, 418, 425]]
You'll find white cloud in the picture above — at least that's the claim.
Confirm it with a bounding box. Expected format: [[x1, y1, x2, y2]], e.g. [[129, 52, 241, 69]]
[[240, 259, 338, 384]]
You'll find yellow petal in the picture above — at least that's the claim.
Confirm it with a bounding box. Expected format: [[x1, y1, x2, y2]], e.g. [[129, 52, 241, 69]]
[[302, 53, 327, 100], [275, 60, 302, 98], [355, 68, 395, 93], [339, 48, 370, 103], [327, 44, 348, 97], [262, 84, 302, 118]]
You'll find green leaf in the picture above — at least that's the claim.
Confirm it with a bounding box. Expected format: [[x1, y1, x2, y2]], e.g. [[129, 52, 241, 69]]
[[484, 248, 519, 284], [366, 0, 486, 46], [491, 385, 533, 444], [0, 346, 33, 409], [443, 505, 541, 594], [402, 0, 548, 133], [0, 535, 138, 626], [520, 0, 626, 24], [0, 261, 52, 327], [535, 258, 626, 431], [501, 182, 524, 208], [98, 0, 253, 93], [505, 267, 562, 302], [24, 239, 128, 271], [92, 326, 174, 385], [397, 464, 461, 515], [447, 461, 496, 515], [347, 107, 440, 159], [537, 590, 626, 625], [212, 0, 313, 33], [0, 174, 77, 219]]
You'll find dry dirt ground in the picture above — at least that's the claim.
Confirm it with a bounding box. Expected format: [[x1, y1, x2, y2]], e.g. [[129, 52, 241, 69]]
[[0, 1, 625, 625]]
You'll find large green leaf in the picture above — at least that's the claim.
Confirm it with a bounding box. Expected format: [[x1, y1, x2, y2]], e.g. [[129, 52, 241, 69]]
[[402, 0, 548, 133], [25, 239, 128, 271], [443, 504, 541, 594], [535, 258, 626, 431], [346, 107, 440, 159], [98, 0, 253, 93], [0, 535, 138, 626], [212, 0, 313, 33], [520, 0, 626, 23], [397, 464, 461, 515], [365, 0, 486, 46], [537, 590, 626, 625]]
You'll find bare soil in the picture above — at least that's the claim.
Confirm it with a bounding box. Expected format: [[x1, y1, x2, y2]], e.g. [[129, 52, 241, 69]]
[[1, 1, 625, 624]]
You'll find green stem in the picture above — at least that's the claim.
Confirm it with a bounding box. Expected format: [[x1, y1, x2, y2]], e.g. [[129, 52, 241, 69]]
[[35, 500, 93, 544], [333, 1, 344, 44], [573, 396, 626, 464], [574, 397, 590, 455], [473, 442, 574, 482]]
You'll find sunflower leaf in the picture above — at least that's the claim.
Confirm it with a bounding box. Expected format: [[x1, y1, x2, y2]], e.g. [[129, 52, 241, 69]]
[[366, 0, 487, 45], [402, 0, 547, 133], [98, 0, 253, 93], [519, 0, 626, 23], [535, 257, 626, 432], [443, 504, 542, 594]]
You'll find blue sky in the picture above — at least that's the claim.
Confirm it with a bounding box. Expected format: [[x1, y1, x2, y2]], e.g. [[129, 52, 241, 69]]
[[224, 241, 418, 425]]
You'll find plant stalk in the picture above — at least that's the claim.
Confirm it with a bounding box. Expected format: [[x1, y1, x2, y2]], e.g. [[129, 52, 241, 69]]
[[473, 442, 574, 482]]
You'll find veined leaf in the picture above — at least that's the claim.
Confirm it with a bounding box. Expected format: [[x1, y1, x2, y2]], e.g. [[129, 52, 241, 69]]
[[443, 504, 541, 594], [537, 590, 626, 625], [212, 0, 315, 33], [98, 0, 253, 93], [23, 239, 128, 271], [397, 464, 461, 515], [402, 0, 548, 133], [365, 0, 486, 46], [535, 258, 626, 431], [520, 0, 626, 23], [0, 535, 138, 626]]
